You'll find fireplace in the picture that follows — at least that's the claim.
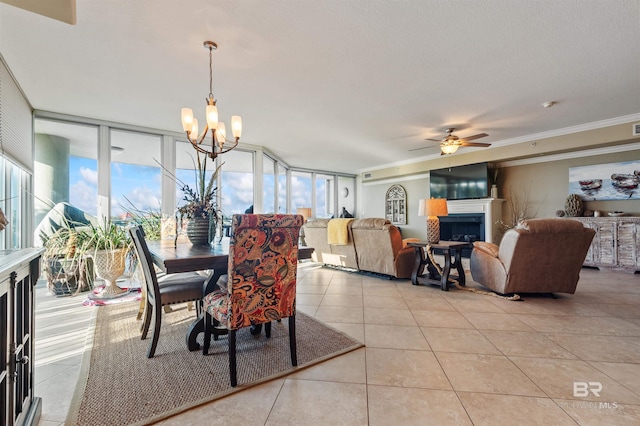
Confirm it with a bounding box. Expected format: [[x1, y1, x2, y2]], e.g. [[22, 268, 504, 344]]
[[438, 213, 485, 257], [445, 198, 504, 244]]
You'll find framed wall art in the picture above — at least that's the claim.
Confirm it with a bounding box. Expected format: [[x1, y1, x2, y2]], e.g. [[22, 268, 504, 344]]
[[569, 160, 640, 201], [385, 184, 407, 225]]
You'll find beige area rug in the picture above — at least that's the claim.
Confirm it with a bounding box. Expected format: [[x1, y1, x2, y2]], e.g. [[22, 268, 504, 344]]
[[67, 302, 363, 426]]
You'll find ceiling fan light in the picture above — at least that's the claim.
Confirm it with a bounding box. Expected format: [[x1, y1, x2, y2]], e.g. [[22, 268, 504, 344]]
[[441, 144, 459, 154]]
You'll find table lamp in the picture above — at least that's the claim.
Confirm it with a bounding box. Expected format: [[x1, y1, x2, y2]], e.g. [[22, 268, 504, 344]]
[[296, 207, 312, 223], [418, 198, 448, 243]]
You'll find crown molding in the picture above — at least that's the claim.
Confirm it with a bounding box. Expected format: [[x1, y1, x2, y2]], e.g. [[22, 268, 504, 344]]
[[499, 141, 640, 168], [362, 173, 429, 186], [489, 113, 640, 149], [358, 113, 640, 174]]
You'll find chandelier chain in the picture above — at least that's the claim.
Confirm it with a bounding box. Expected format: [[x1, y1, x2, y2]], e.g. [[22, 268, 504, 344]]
[[208, 45, 214, 99]]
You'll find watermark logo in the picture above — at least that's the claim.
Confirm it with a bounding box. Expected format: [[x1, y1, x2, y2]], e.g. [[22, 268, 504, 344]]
[[566, 381, 619, 410], [573, 381, 603, 398]]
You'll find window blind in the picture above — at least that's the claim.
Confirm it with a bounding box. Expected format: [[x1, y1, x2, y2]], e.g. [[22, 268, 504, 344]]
[[0, 58, 33, 173]]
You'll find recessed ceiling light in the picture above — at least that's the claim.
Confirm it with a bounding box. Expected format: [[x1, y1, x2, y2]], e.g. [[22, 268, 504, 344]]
[[542, 101, 556, 108]]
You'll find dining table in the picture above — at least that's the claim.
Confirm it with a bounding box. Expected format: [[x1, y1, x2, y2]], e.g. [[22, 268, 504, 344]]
[[146, 238, 229, 351], [146, 238, 314, 351]]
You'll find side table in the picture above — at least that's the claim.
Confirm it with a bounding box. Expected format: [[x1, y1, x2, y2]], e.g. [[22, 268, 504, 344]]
[[407, 241, 472, 291]]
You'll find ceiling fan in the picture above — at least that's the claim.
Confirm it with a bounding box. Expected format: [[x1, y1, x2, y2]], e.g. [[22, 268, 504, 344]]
[[410, 128, 491, 155]]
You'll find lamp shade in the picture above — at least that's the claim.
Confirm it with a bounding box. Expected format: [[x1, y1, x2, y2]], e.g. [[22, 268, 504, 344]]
[[190, 119, 199, 142], [181, 108, 194, 132], [216, 122, 226, 144], [206, 104, 219, 130], [418, 198, 448, 217], [296, 207, 312, 222], [231, 115, 242, 139]]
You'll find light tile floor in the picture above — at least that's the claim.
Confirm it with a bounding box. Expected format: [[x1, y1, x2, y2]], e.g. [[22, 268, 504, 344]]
[[35, 263, 640, 425]]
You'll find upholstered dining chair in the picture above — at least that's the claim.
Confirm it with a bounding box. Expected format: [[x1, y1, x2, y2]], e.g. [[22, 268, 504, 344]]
[[202, 214, 303, 387], [128, 225, 208, 358]]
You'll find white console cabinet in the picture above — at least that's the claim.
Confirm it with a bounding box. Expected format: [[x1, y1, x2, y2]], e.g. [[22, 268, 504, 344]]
[[572, 217, 640, 272]]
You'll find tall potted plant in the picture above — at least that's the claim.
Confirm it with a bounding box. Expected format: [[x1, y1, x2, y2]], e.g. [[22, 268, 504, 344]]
[[176, 151, 221, 245], [76, 220, 131, 297]]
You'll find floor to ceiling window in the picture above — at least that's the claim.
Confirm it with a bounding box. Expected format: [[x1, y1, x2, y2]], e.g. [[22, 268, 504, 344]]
[[218, 149, 254, 217], [0, 157, 29, 249], [291, 170, 312, 215], [34, 119, 99, 228], [110, 129, 162, 222], [262, 154, 275, 213], [175, 140, 218, 216], [277, 163, 288, 213], [34, 113, 355, 233]]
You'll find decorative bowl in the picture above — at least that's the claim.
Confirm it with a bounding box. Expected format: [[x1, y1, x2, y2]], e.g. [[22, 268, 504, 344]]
[[607, 211, 625, 217]]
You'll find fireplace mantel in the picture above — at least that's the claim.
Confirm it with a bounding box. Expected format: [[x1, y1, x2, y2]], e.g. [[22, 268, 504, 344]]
[[446, 198, 504, 243]]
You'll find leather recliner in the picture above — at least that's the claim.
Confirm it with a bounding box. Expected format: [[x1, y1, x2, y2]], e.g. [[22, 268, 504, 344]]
[[470, 218, 595, 295]]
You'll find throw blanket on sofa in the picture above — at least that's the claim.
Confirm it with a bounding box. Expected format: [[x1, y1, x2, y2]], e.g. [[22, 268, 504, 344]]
[[327, 218, 354, 245]]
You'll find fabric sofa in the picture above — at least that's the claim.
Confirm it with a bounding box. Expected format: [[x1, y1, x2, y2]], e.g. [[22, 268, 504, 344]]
[[303, 218, 358, 269], [470, 218, 595, 295], [303, 217, 416, 278]]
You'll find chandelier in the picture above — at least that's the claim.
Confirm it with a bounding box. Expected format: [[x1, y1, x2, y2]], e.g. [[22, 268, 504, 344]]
[[180, 41, 242, 160]]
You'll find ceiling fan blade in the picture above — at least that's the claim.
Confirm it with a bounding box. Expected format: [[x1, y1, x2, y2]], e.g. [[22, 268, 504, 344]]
[[424, 138, 442, 142], [409, 143, 440, 151], [460, 142, 491, 147], [461, 133, 488, 142]]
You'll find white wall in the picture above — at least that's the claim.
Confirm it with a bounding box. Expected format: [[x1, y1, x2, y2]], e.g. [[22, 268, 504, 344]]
[[361, 175, 430, 239]]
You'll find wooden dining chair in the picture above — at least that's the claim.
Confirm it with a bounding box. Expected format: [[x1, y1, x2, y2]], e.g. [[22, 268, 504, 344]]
[[128, 225, 208, 358], [202, 214, 303, 387]]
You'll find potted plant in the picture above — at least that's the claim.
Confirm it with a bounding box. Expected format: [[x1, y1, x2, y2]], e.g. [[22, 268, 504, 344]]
[[175, 151, 222, 245], [41, 226, 94, 296], [121, 196, 162, 240], [37, 202, 103, 295], [76, 220, 131, 297]]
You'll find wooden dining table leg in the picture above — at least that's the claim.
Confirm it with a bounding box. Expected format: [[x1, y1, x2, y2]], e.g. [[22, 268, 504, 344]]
[[186, 268, 227, 351]]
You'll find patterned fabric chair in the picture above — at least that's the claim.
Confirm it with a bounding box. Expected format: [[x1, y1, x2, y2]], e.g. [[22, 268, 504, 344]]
[[128, 225, 208, 358], [202, 214, 303, 387]]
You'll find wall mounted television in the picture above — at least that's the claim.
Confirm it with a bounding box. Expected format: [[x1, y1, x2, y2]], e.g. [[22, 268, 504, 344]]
[[429, 162, 489, 200]]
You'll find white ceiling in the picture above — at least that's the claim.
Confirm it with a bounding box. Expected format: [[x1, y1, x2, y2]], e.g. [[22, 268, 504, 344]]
[[1, 1, 639, 174]]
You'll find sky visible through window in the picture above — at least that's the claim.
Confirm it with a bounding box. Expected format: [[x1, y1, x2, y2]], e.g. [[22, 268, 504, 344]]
[[69, 156, 326, 219], [69, 156, 98, 216]]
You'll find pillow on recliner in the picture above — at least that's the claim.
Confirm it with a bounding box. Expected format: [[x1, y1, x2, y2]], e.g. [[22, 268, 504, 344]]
[[402, 238, 420, 248], [473, 241, 499, 258]]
